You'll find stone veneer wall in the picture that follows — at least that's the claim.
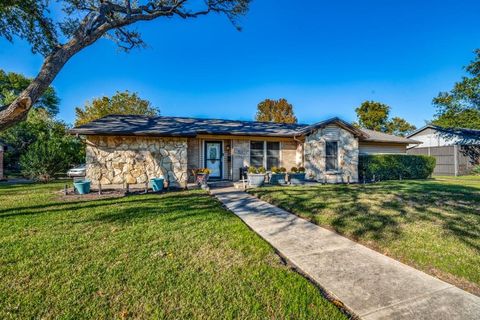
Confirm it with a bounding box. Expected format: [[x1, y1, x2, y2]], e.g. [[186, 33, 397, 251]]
[[304, 124, 359, 183], [86, 135, 188, 187]]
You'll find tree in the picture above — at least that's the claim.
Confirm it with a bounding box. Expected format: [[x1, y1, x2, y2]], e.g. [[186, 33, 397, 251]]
[[354, 100, 416, 136], [355, 101, 390, 132], [0, 69, 59, 116], [255, 98, 297, 124], [386, 117, 417, 137], [20, 129, 83, 182], [0, 0, 251, 129], [75, 91, 159, 126], [431, 49, 480, 129]]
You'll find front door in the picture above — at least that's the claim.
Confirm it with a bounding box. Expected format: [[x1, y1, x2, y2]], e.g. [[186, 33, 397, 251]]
[[205, 141, 223, 179]]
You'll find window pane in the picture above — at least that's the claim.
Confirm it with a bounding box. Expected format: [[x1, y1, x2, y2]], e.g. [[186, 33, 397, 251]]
[[250, 141, 264, 168], [325, 141, 338, 171], [266, 142, 280, 170]]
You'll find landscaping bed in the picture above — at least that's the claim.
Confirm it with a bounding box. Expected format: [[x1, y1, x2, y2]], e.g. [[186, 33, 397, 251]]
[[249, 176, 480, 296], [0, 181, 345, 319]]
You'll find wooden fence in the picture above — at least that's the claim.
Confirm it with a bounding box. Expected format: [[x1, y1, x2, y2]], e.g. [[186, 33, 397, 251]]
[[407, 145, 478, 176]]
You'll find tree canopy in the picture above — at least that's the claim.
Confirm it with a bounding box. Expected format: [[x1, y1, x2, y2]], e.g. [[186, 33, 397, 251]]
[[75, 91, 159, 126], [0, 69, 59, 116], [255, 98, 297, 124], [0, 0, 251, 129], [354, 100, 416, 136], [431, 49, 480, 129]]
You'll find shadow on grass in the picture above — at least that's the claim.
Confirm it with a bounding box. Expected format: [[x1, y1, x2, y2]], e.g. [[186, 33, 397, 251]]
[[251, 180, 480, 251]]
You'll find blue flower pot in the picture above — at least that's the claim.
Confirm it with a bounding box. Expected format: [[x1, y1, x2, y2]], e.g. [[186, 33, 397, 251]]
[[289, 173, 306, 185], [74, 180, 91, 194], [270, 173, 286, 185], [150, 178, 164, 192]]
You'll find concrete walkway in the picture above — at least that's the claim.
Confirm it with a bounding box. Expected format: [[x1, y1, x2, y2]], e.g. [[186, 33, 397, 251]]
[[211, 187, 480, 320]]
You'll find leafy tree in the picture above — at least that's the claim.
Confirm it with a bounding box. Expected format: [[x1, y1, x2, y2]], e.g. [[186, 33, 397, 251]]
[[386, 117, 417, 137], [355, 101, 390, 132], [0, 69, 59, 116], [354, 100, 416, 136], [431, 49, 480, 129], [0, 0, 251, 129], [20, 131, 83, 182], [75, 91, 159, 126], [0, 108, 83, 173], [255, 98, 297, 124]]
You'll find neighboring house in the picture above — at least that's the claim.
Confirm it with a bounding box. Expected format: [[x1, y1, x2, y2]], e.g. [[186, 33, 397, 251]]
[[70, 115, 417, 187], [0, 140, 5, 180], [407, 125, 480, 176]]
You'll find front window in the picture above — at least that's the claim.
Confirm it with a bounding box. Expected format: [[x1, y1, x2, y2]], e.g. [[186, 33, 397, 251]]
[[325, 141, 338, 171], [250, 141, 280, 170], [250, 141, 264, 168]]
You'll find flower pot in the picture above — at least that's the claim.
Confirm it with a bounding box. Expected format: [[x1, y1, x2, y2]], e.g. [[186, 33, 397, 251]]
[[150, 178, 165, 192], [74, 180, 91, 194], [289, 173, 306, 185], [195, 173, 209, 186], [248, 173, 266, 187], [270, 173, 286, 185]]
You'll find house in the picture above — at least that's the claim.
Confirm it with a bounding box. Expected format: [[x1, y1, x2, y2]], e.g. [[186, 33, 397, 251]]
[[70, 115, 418, 187], [407, 125, 480, 176], [0, 140, 5, 181]]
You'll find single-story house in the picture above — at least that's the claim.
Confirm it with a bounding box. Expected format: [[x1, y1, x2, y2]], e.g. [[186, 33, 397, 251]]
[[70, 115, 418, 187], [0, 140, 5, 181], [407, 125, 480, 176]]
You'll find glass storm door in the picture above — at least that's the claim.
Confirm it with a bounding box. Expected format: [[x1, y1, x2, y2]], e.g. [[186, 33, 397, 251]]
[[205, 142, 222, 179]]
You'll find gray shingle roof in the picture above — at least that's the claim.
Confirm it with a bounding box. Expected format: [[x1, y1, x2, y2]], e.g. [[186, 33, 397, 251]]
[[70, 114, 416, 144], [360, 128, 420, 144], [70, 115, 306, 137]]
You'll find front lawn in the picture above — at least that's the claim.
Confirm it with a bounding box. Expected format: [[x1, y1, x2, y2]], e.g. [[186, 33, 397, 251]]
[[0, 182, 346, 319], [250, 176, 480, 295]]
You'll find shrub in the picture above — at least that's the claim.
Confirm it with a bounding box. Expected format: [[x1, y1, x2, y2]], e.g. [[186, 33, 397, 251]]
[[290, 167, 298, 173], [472, 165, 480, 176], [298, 166, 306, 173], [248, 166, 266, 174], [270, 166, 280, 173], [20, 134, 83, 182], [359, 154, 436, 182], [279, 167, 287, 173]]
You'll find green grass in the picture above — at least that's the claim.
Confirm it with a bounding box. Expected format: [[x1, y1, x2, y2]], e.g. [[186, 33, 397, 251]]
[[250, 176, 480, 295], [0, 182, 346, 319]]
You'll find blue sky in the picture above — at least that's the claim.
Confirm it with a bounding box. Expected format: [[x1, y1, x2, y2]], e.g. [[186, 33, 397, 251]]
[[1, 0, 479, 127]]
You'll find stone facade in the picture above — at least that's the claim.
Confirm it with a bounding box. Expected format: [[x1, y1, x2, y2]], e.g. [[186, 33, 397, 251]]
[[304, 124, 359, 183], [86, 136, 188, 187]]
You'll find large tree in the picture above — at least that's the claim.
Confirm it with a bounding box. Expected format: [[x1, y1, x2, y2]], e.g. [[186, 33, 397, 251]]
[[0, 69, 59, 116], [0, 0, 250, 129], [431, 49, 480, 129], [354, 100, 416, 136], [255, 98, 297, 124], [75, 90, 159, 126]]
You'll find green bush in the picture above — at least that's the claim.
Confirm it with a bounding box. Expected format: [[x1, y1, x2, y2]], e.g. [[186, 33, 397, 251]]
[[359, 154, 436, 182], [472, 165, 480, 176]]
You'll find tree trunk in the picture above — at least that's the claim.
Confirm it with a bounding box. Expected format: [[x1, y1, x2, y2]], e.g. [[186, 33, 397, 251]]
[[0, 31, 104, 130]]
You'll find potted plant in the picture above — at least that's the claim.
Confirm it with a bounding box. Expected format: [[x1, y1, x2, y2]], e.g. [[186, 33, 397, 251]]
[[247, 166, 266, 187], [194, 168, 211, 186], [74, 179, 91, 194], [270, 166, 287, 185], [150, 177, 165, 192], [289, 166, 306, 185]]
